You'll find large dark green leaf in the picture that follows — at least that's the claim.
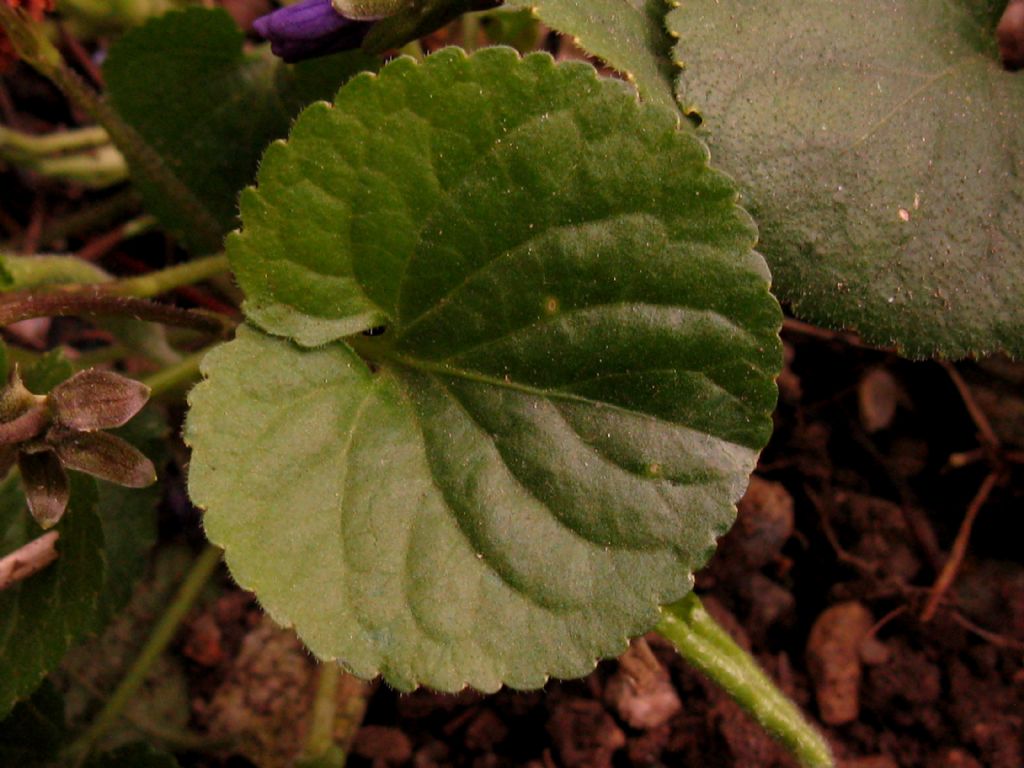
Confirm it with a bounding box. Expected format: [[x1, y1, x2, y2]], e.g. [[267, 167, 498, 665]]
[[104, 7, 377, 253], [187, 48, 781, 690], [505, 0, 678, 112], [670, 0, 1024, 358]]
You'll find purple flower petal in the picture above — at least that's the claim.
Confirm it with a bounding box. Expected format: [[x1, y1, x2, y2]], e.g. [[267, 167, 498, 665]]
[[253, 0, 374, 63]]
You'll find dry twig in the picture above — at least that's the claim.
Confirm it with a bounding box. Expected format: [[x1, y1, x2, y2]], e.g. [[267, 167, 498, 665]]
[[0, 530, 60, 591], [921, 470, 1000, 622]]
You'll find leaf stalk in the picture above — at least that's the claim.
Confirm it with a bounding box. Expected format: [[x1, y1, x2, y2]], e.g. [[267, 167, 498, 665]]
[[63, 543, 223, 766], [656, 593, 834, 768], [0, 287, 232, 337]]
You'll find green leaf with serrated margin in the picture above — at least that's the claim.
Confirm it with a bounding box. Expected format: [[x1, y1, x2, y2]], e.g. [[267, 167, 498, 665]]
[[670, 0, 1024, 358], [504, 0, 678, 112], [104, 7, 377, 253], [0, 475, 104, 718], [187, 49, 781, 691]]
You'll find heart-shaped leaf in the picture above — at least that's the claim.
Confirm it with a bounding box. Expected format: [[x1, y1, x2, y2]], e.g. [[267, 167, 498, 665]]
[[187, 48, 781, 691], [504, 0, 678, 112], [670, 0, 1024, 358]]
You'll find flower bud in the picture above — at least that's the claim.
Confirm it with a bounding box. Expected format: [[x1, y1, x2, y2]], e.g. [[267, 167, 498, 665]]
[[48, 369, 150, 432], [17, 448, 69, 529], [49, 428, 156, 489], [331, 0, 408, 21], [253, 0, 374, 63]]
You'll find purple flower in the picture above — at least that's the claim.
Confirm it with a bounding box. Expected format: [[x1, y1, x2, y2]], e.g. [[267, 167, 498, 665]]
[[253, 0, 374, 63]]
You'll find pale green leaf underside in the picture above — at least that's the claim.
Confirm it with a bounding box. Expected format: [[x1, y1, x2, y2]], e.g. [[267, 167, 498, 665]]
[[191, 48, 781, 690], [671, 0, 1024, 358], [504, 0, 678, 112]]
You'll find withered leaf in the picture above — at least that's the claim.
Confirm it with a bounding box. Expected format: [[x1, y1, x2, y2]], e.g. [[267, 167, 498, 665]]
[[49, 370, 150, 432], [50, 429, 156, 489], [17, 449, 70, 529]]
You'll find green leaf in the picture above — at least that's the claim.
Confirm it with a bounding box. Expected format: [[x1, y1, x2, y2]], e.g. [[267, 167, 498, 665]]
[[504, 0, 678, 112], [92, 409, 165, 623], [104, 7, 378, 253], [0, 255, 12, 289], [0, 681, 67, 767], [0, 412, 162, 717], [669, 0, 1024, 358], [0, 254, 108, 289], [0, 475, 104, 718], [188, 49, 781, 691], [21, 349, 74, 394]]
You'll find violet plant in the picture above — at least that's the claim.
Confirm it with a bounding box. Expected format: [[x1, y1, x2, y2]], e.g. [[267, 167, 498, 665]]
[[0, 0, 1020, 766]]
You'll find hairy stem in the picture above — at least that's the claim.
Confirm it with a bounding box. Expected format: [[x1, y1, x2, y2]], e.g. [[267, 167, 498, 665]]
[[303, 663, 342, 761], [142, 348, 209, 399], [32, 145, 128, 189], [0, 287, 232, 336], [461, 11, 481, 52], [657, 593, 834, 768], [109, 254, 230, 299], [65, 544, 223, 766], [0, 124, 109, 157], [0, 404, 49, 445]]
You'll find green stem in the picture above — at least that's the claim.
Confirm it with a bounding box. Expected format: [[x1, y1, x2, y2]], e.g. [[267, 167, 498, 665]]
[[462, 11, 481, 52], [656, 594, 834, 768], [398, 38, 425, 61], [1, 252, 227, 297], [0, 124, 109, 157], [64, 544, 222, 766], [121, 214, 157, 239], [0, 6, 223, 253], [141, 347, 209, 399], [32, 145, 129, 189], [303, 663, 342, 761], [108, 254, 230, 299]]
